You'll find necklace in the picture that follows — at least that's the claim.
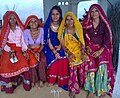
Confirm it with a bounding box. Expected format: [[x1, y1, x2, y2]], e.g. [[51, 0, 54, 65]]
[[50, 23, 59, 32], [30, 29, 40, 39]]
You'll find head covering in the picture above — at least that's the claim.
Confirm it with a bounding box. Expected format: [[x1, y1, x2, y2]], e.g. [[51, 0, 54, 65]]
[[24, 15, 43, 29], [44, 5, 62, 43], [58, 12, 85, 46], [0, 11, 24, 50], [82, 4, 113, 52]]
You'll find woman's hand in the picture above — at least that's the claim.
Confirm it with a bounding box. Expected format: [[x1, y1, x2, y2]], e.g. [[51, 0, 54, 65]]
[[68, 51, 76, 62], [86, 46, 92, 54], [23, 51, 29, 60], [92, 49, 103, 58], [55, 45, 61, 51], [34, 52, 40, 61], [9, 51, 16, 58], [55, 52, 61, 59], [81, 53, 89, 62]]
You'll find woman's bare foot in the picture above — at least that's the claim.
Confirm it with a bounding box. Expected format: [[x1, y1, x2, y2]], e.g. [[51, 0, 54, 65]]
[[32, 82, 35, 87], [1, 85, 5, 92], [69, 92, 75, 98], [47, 83, 53, 87], [87, 92, 94, 98], [99, 93, 106, 98], [39, 81, 44, 88]]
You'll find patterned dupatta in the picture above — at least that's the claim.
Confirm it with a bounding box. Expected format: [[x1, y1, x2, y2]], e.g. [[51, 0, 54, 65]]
[[58, 12, 85, 47], [44, 5, 62, 44]]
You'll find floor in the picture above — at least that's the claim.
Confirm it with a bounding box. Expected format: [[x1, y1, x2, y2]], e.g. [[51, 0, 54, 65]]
[[0, 84, 110, 98]]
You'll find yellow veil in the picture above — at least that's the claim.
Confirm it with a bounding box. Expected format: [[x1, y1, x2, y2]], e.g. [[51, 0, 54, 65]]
[[58, 12, 85, 46]]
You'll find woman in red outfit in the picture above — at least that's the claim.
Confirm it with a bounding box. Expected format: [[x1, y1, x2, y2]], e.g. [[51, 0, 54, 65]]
[[0, 11, 31, 93]]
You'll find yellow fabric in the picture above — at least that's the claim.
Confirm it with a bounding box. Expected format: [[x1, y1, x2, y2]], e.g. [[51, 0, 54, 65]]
[[58, 12, 85, 46], [58, 12, 86, 66], [64, 33, 83, 66]]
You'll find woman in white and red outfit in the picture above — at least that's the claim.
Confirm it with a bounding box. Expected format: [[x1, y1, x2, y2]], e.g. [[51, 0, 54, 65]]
[[0, 11, 31, 93]]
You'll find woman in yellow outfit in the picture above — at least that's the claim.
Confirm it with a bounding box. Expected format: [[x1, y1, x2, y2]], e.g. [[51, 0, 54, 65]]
[[58, 12, 89, 98]]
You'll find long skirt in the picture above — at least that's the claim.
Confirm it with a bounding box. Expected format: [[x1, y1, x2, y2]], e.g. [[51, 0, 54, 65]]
[[28, 49, 46, 84], [0, 43, 29, 78], [68, 63, 88, 94], [0, 71, 31, 93], [84, 64, 111, 97], [47, 59, 69, 86]]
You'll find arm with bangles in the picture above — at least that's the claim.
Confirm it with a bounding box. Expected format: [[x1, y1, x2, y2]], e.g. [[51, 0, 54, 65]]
[[60, 40, 75, 62], [92, 47, 104, 58], [48, 39, 61, 59]]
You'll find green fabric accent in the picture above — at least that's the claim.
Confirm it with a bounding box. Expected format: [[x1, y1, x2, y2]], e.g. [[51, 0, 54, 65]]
[[84, 64, 110, 97]]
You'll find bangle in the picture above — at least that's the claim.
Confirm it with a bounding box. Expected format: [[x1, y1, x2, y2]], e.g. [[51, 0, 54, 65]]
[[64, 47, 69, 52], [51, 48, 55, 51], [54, 51, 58, 55], [55, 52, 58, 55]]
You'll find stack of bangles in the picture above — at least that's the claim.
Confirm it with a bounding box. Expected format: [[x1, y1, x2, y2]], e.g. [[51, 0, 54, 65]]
[[51, 48, 58, 55], [64, 47, 69, 53], [28, 48, 35, 54]]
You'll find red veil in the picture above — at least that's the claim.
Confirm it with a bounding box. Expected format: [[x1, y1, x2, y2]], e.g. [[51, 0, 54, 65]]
[[24, 15, 43, 29]]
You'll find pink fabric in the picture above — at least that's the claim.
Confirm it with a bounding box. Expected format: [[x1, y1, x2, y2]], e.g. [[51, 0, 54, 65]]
[[68, 63, 88, 94], [4, 26, 27, 52]]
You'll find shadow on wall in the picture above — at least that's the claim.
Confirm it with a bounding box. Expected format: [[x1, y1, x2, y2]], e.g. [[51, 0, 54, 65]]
[[107, 1, 120, 73]]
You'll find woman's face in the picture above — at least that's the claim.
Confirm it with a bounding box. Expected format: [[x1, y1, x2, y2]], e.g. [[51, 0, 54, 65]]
[[51, 9, 60, 22], [9, 15, 17, 26], [90, 8, 100, 19], [29, 18, 39, 29], [65, 15, 74, 28]]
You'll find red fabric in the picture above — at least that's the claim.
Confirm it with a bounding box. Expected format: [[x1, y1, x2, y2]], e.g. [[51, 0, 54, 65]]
[[82, 4, 113, 53], [24, 15, 43, 29], [0, 11, 24, 50], [28, 48, 47, 83], [28, 48, 39, 67], [47, 59, 69, 86], [0, 43, 29, 78]]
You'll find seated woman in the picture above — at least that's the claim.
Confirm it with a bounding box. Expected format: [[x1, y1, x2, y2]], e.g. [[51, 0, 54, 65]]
[[24, 15, 46, 88], [44, 5, 69, 87], [58, 12, 89, 98], [82, 4, 115, 98], [0, 11, 30, 93]]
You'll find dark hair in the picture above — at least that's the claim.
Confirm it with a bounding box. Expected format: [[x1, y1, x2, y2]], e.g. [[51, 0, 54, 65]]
[[27, 24, 40, 29], [51, 5, 62, 23]]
